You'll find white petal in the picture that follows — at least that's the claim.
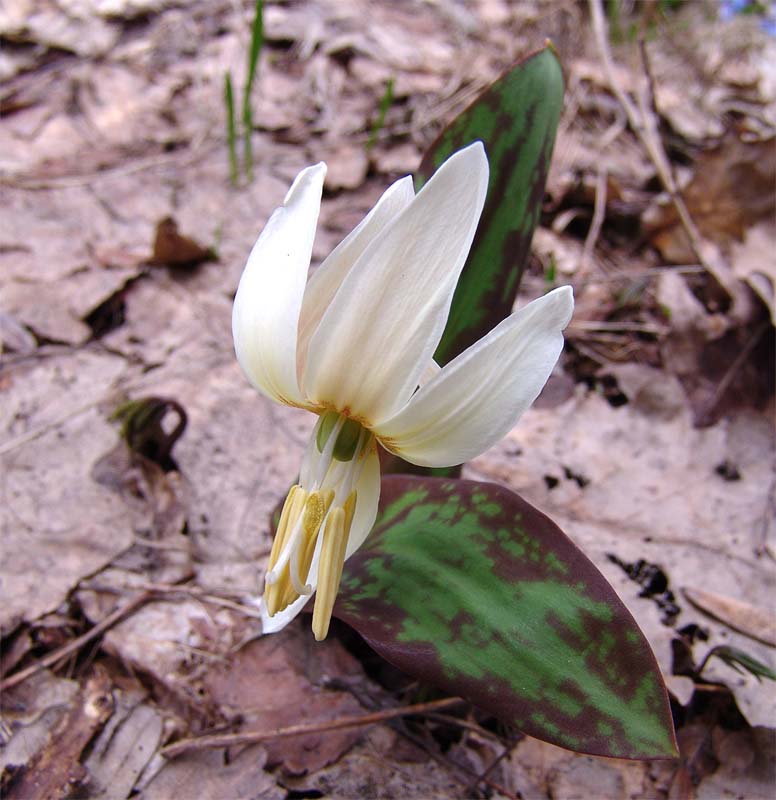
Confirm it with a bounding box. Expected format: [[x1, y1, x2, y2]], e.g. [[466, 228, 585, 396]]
[[419, 359, 441, 386], [345, 440, 380, 559], [259, 582, 310, 634], [373, 286, 574, 467], [259, 442, 381, 635], [232, 163, 326, 406], [303, 142, 489, 425], [297, 176, 415, 376]]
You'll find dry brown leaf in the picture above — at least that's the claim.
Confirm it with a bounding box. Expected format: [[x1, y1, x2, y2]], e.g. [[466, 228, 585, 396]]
[[503, 736, 662, 800], [646, 135, 775, 264], [0, 350, 132, 635], [323, 145, 369, 191], [283, 726, 469, 799], [142, 744, 282, 800], [203, 626, 366, 775], [683, 587, 776, 647], [151, 217, 215, 268], [698, 726, 776, 800], [79, 595, 256, 710], [370, 141, 421, 175], [2, 668, 114, 800], [0, 312, 36, 355], [0, 671, 80, 776], [82, 688, 164, 800], [730, 222, 776, 323]]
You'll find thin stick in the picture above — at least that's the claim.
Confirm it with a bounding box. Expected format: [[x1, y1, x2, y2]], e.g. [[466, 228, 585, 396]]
[[571, 320, 665, 334], [161, 696, 466, 759], [697, 319, 769, 422], [587, 0, 746, 315], [385, 711, 520, 800], [81, 580, 264, 620], [464, 738, 521, 798], [580, 166, 608, 273], [0, 592, 152, 691]]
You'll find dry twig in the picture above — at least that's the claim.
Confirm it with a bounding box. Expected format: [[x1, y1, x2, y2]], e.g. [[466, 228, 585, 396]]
[[161, 697, 467, 759], [580, 166, 608, 273], [0, 592, 153, 691], [697, 319, 770, 424], [587, 0, 751, 320]]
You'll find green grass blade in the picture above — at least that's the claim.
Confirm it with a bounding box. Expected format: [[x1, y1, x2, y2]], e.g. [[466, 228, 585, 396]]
[[366, 77, 394, 151], [244, 0, 264, 97], [242, 0, 264, 181], [224, 72, 238, 186]]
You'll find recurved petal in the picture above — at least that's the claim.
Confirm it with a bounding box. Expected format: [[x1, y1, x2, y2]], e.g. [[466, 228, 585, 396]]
[[303, 142, 489, 425], [259, 442, 381, 635], [297, 176, 415, 376], [232, 163, 326, 407], [373, 286, 574, 467]]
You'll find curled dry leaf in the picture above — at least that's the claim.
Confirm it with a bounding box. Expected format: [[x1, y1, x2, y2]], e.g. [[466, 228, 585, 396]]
[[82, 688, 164, 800], [683, 587, 776, 648], [2, 669, 114, 800], [151, 217, 216, 268], [730, 222, 776, 323], [143, 745, 283, 800], [644, 134, 776, 264]]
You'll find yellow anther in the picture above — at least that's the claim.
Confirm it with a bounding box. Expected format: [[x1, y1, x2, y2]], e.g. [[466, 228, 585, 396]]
[[265, 485, 307, 616], [312, 491, 356, 641], [343, 490, 356, 532], [299, 490, 334, 586], [279, 578, 300, 614], [267, 486, 301, 571], [265, 566, 292, 617], [302, 492, 324, 539]]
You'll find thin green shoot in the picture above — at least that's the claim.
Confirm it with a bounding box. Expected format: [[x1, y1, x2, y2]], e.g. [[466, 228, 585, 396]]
[[544, 254, 557, 287], [244, 0, 264, 97], [242, 0, 264, 180], [697, 645, 776, 683], [606, 0, 624, 43], [366, 78, 394, 151], [224, 72, 238, 186]]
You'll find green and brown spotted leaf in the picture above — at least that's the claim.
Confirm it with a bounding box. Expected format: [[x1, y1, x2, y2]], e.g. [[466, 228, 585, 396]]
[[335, 476, 678, 760], [417, 44, 564, 367]]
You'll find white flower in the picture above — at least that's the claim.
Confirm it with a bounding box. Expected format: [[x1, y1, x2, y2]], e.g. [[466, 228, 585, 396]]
[[233, 142, 573, 640]]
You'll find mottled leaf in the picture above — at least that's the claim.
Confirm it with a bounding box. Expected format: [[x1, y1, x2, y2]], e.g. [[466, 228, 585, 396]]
[[417, 44, 564, 366], [336, 476, 677, 760]]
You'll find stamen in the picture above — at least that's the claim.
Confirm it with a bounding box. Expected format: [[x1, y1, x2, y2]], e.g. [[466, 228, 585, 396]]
[[264, 415, 372, 630], [266, 485, 301, 573], [299, 490, 334, 589], [265, 486, 307, 585], [264, 486, 307, 617], [289, 490, 330, 595], [312, 490, 357, 641]]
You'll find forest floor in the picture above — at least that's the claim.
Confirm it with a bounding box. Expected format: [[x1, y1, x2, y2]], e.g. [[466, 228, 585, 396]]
[[1, 1, 775, 798]]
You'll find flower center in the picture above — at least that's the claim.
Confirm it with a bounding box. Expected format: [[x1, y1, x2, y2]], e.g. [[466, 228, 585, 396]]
[[263, 411, 372, 640]]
